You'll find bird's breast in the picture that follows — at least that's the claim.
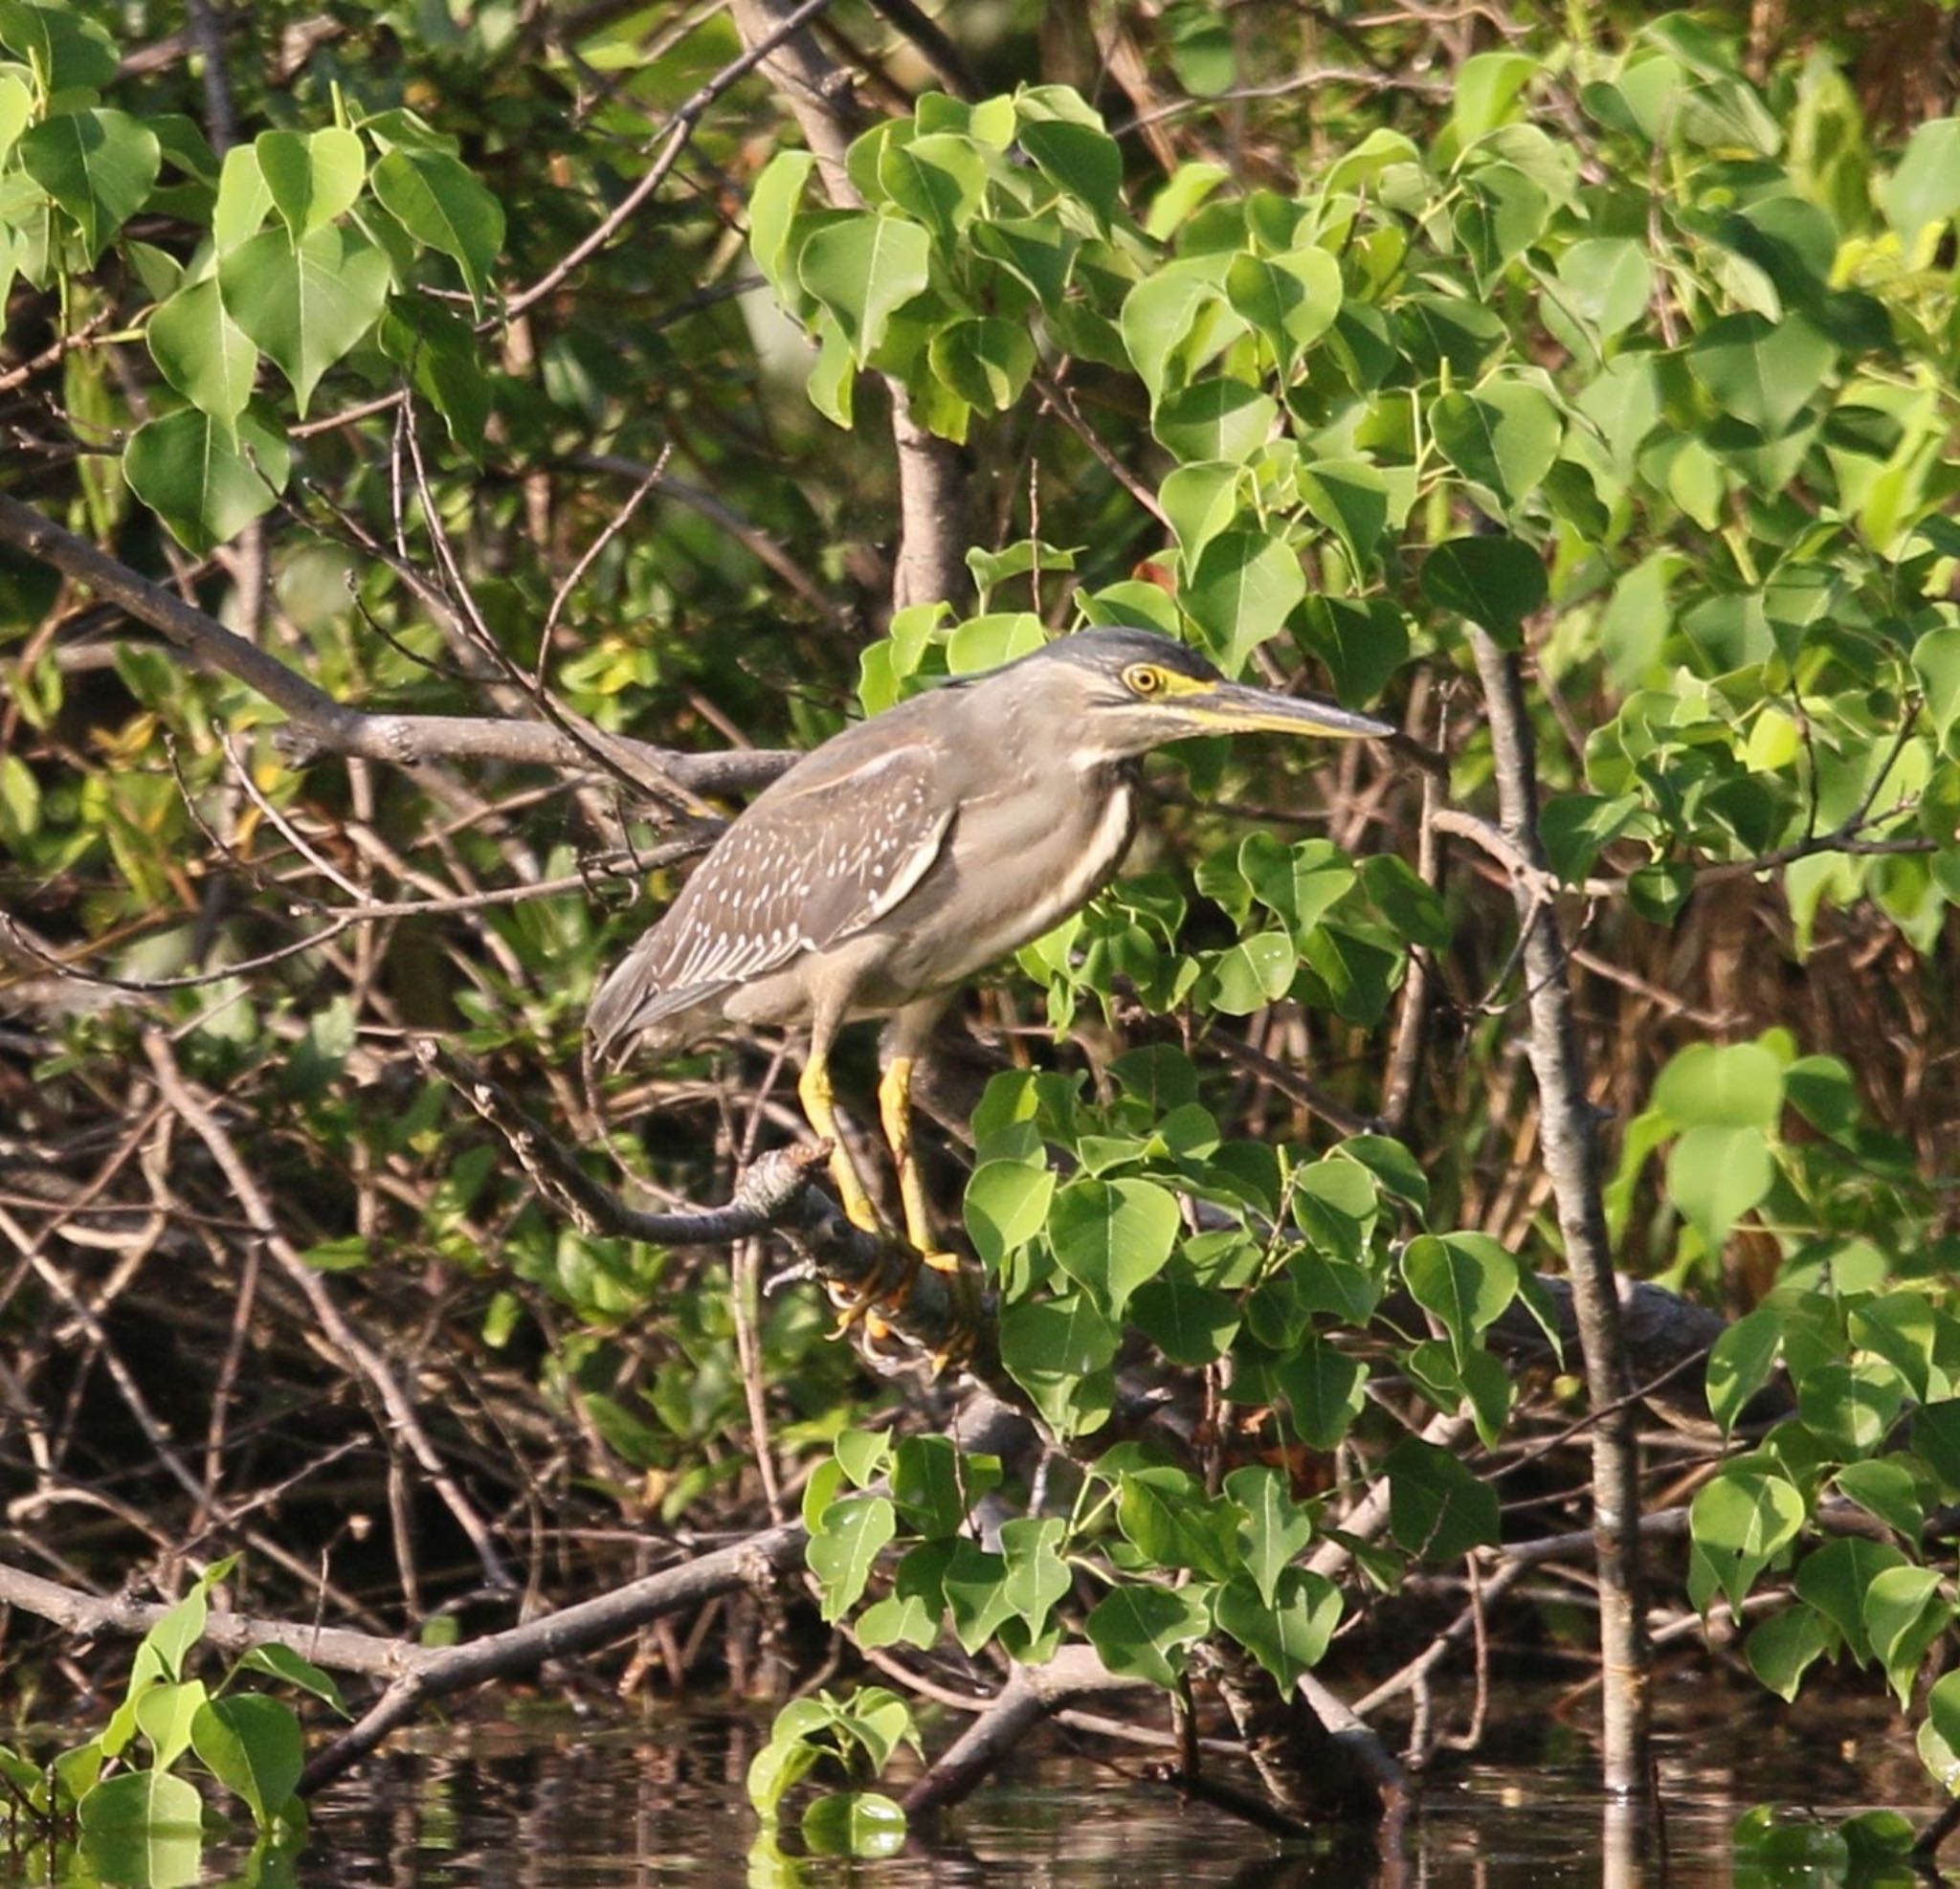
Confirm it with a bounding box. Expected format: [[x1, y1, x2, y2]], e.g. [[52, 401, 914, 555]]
[[882, 765, 1138, 991]]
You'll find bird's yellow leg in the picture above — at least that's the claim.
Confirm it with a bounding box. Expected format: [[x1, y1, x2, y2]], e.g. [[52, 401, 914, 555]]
[[878, 1056, 960, 1276], [798, 1049, 881, 1236]]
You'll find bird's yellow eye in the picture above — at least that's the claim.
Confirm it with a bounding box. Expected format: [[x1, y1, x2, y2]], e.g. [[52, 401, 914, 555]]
[[1124, 663, 1165, 698]]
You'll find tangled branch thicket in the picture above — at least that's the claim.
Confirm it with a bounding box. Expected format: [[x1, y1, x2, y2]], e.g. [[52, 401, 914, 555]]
[[5, 0, 1960, 1853]]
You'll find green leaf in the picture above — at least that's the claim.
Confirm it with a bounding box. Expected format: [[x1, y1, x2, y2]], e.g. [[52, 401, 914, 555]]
[[1403, 1232, 1518, 1364], [835, 1427, 890, 1488], [147, 278, 257, 420], [1746, 1604, 1831, 1701], [1923, 1669, 1960, 1793], [1275, 1333, 1369, 1452], [1687, 311, 1836, 433], [1691, 1467, 1806, 1611], [1131, 1274, 1241, 1366], [0, 753, 39, 845], [19, 108, 160, 259], [76, 1767, 205, 1836], [1453, 50, 1538, 140], [1654, 1041, 1786, 1129], [1226, 1464, 1315, 1607], [1214, 1568, 1342, 1690], [189, 1696, 302, 1829], [1419, 534, 1547, 645], [927, 316, 1035, 412], [746, 149, 814, 303], [1794, 1537, 1908, 1664], [1383, 1435, 1500, 1562], [1118, 1466, 1237, 1579], [891, 1435, 962, 1537], [1121, 255, 1233, 404], [1555, 237, 1653, 339], [212, 144, 273, 251], [1798, 1360, 1906, 1461], [1083, 1583, 1212, 1688], [218, 223, 390, 414], [1358, 854, 1450, 949], [1540, 793, 1641, 882], [1913, 624, 1960, 746], [1914, 1400, 1960, 1495], [234, 1643, 348, 1716], [746, 1730, 822, 1817], [998, 1517, 1071, 1631], [1882, 117, 1960, 252], [1224, 246, 1342, 367], [964, 1159, 1056, 1272], [1835, 1457, 1926, 1542], [807, 1496, 897, 1623], [1864, 1566, 1949, 1708], [798, 211, 931, 366], [1301, 921, 1399, 1027], [998, 1292, 1118, 1437], [0, 1, 119, 91], [0, 73, 31, 166], [1160, 461, 1243, 571], [378, 297, 490, 456], [124, 403, 292, 554], [1153, 377, 1277, 466], [369, 145, 503, 303], [134, 1679, 209, 1770], [880, 132, 985, 243], [1666, 1122, 1773, 1253], [1706, 1305, 1783, 1436], [1048, 1177, 1180, 1316], [1430, 382, 1562, 511], [1017, 117, 1122, 222], [1298, 596, 1407, 709], [1185, 528, 1305, 673], [255, 127, 366, 239], [1298, 458, 1389, 577], [802, 1791, 907, 1859]]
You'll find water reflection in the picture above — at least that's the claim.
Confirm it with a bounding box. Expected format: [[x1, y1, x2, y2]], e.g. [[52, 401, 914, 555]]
[[4, 1681, 1948, 1888]]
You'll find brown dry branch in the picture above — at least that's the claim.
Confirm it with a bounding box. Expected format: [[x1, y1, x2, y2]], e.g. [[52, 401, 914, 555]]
[[142, 1032, 518, 1594], [902, 1647, 1151, 1816], [0, 494, 794, 799]]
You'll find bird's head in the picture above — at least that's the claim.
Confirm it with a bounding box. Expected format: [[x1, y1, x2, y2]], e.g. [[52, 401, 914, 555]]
[[986, 627, 1397, 762]]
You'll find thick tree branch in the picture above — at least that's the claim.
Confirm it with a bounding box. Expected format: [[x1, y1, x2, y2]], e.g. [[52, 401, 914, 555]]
[[726, 0, 971, 613], [0, 494, 793, 798], [1463, 627, 1650, 1796]]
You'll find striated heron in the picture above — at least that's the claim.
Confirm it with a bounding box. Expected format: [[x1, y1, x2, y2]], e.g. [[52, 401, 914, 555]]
[[587, 627, 1394, 1266]]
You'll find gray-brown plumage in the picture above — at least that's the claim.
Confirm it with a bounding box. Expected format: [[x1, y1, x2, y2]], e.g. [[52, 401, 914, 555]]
[[588, 627, 1393, 1250]]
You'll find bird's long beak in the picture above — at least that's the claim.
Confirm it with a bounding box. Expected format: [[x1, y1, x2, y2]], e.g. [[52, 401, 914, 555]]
[[1190, 680, 1398, 742]]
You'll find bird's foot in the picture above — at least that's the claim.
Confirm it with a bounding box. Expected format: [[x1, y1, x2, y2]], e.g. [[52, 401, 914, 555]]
[[826, 1236, 921, 1340]]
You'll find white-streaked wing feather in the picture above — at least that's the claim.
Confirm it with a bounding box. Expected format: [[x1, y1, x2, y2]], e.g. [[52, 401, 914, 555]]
[[587, 742, 950, 1054]]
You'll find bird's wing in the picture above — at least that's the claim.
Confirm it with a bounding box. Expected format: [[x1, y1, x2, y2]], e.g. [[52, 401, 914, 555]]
[[587, 739, 951, 1060]]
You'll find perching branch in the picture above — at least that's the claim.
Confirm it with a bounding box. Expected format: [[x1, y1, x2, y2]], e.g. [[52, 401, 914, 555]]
[[429, 1044, 1003, 1390]]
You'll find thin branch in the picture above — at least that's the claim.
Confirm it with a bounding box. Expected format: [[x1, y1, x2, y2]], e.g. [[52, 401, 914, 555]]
[[501, 0, 841, 322], [143, 1032, 518, 1596]]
